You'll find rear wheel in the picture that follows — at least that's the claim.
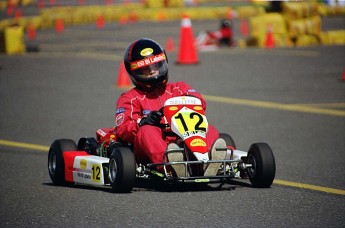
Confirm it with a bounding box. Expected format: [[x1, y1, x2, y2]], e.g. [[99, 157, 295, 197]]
[[247, 143, 276, 188], [48, 139, 77, 186], [109, 147, 136, 193]]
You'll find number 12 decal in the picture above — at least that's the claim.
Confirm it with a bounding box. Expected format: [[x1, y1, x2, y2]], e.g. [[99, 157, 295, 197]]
[[175, 112, 206, 132], [92, 164, 101, 182]]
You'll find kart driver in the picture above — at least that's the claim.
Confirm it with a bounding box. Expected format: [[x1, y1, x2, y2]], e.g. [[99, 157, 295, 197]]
[[196, 19, 234, 51], [114, 38, 226, 176]]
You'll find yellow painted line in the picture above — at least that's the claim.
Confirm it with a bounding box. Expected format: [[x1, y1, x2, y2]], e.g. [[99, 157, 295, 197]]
[[215, 48, 320, 57], [203, 94, 345, 117], [77, 52, 123, 61], [265, 49, 320, 57], [1, 139, 344, 196], [0, 140, 49, 152], [26, 51, 123, 62], [274, 179, 345, 196], [292, 103, 345, 108], [40, 41, 128, 50]]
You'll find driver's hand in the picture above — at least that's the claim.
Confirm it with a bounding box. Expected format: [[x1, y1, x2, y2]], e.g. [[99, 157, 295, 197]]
[[139, 111, 162, 127]]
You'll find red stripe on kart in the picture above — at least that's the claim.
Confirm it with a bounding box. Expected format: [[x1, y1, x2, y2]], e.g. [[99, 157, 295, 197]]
[[64, 151, 88, 182]]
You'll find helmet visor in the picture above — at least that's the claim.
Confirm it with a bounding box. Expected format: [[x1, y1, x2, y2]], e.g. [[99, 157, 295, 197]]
[[130, 53, 168, 79]]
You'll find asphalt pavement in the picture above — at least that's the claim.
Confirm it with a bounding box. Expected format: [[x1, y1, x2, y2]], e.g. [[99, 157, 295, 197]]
[[0, 17, 345, 227]]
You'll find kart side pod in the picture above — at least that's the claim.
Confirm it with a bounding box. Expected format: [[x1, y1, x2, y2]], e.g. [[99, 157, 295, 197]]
[[48, 139, 110, 186]]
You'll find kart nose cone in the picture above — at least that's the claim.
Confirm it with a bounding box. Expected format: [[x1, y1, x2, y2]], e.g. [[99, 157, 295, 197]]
[[193, 152, 209, 162]]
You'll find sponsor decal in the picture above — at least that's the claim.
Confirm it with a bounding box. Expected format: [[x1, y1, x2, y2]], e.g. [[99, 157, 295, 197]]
[[96, 129, 107, 137], [80, 159, 87, 169], [116, 107, 125, 114], [169, 99, 197, 105], [193, 106, 203, 111], [195, 179, 210, 183], [77, 172, 91, 179], [116, 113, 124, 126], [165, 96, 202, 106], [130, 53, 166, 70], [143, 110, 151, 115], [190, 138, 206, 147], [188, 89, 196, 92], [169, 106, 178, 111], [140, 48, 153, 56], [182, 130, 206, 139]]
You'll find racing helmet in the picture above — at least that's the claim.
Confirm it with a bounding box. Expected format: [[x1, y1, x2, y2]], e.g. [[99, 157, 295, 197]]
[[124, 38, 169, 91], [220, 19, 232, 28]]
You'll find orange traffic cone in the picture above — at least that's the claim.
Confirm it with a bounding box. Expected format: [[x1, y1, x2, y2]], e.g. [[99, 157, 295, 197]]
[[240, 19, 249, 37], [37, 0, 44, 9], [55, 18, 64, 33], [119, 15, 127, 25], [129, 11, 138, 23], [27, 24, 36, 40], [116, 61, 132, 88], [6, 4, 14, 17], [176, 15, 198, 64], [265, 24, 274, 49], [166, 37, 174, 52], [15, 9, 22, 20], [157, 11, 166, 22], [96, 15, 105, 29]]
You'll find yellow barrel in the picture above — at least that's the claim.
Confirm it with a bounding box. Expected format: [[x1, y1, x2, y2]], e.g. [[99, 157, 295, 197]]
[[2, 25, 25, 54]]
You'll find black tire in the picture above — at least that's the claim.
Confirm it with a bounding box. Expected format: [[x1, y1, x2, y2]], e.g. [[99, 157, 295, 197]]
[[109, 147, 136, 193], [219, 133, 236, 148], [247, 143, 276, 188], [48, 139, 77, 186]]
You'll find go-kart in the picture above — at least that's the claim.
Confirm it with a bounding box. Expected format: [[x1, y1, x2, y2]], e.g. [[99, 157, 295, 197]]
[[48, 96, 276, 193]]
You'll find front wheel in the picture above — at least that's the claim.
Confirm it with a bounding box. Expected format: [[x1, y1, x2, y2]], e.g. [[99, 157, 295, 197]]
[[109, 147, 136, 193], [48, 139, 77, 186], [247, 143, 276, 188], [219, 133, 236, 149]]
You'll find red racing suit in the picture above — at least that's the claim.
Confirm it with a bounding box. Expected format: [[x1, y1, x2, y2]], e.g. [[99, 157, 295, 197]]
[[115, 81, 219, 164], [208, 26, 233, 46]]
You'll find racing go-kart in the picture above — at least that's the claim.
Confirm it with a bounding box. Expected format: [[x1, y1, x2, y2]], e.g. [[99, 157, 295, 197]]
[[48, 96, 276, 193]]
